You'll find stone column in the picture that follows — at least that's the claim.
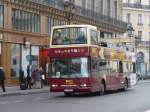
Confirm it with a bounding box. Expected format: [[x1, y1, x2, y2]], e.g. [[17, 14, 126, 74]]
[[4, 3, 12, 29], [40, 15, 47, 35]]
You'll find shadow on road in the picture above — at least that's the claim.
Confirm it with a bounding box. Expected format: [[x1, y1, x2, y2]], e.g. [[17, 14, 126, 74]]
[[56, 89, 133, 98]]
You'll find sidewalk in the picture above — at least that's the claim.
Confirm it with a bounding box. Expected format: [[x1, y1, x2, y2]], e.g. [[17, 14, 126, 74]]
[[0, 86, 49, 97], [138, 79, 150, 84]]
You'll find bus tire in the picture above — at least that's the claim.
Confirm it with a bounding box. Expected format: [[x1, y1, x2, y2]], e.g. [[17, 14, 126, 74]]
[[123, 78, 128, 91], [99, 81, 106, 95], [64, 92, 72, 96]]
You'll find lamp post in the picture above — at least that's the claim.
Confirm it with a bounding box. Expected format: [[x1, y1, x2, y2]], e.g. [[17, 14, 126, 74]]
[[127, 23, 137, 75], [64, 1, 75, 24]]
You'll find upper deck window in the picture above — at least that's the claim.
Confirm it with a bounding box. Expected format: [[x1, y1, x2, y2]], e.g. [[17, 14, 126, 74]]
[[52, 27, 87, 45], [91, 30, 98, 45]]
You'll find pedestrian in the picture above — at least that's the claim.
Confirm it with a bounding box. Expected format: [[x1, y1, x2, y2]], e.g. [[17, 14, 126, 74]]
[[19, 67, 25, 84], [39, 67, 45, 88], [19, 67, 28, 90], [26, 74, 32, 89], [27, 64, 31, 76], [0, 67, 5, 92], [35, 68, 41, 89]]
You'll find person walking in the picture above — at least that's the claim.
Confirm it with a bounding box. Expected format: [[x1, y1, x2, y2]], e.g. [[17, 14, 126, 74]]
[[39, 67, 45, 88], [19, 67, 25, 84], [26, 74, 32, 89], [19, 67, 27, 90], [0, 67, 5, 92], [35, 68, 41, 89]]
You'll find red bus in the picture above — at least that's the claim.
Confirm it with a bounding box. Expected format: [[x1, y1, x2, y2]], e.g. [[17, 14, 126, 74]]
[[47, 25, 135, 96]]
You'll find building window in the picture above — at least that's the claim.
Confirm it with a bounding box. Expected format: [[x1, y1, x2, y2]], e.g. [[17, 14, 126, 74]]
[[127, 13, 131, 23], [47, 17, 63, 35], [136, 0, 141, 4], [138, 31, 142, 41], [82, 0, 86, 8], [0, 5, 4, 27], [137, 14, 143, 26], [12, 9, 40, 33], [100, 0, 103, 13], [123, 0, 130, 3], [149, 15, 150, 26], [114, 1, 117, 19], [91, 0, 95, 11], [107, 0, 111, 16], [11, 44, 21, 77]]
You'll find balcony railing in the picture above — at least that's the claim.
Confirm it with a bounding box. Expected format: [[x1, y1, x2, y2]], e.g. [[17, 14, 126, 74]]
[[123, 3, 150, 10], [75, 6, 127, 29], [138, 41, 150, 46], [29, 0, 127, 29], [29, 0, 64, 10]]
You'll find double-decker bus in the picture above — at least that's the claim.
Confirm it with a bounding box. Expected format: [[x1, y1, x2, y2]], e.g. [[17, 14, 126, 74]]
[[47, 25, 135, 96]]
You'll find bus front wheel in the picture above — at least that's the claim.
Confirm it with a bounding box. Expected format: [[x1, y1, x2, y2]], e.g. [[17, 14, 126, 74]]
[[64, 92, 72, 96], [99, 82, 106, 95], [123, 79, 128, 91]]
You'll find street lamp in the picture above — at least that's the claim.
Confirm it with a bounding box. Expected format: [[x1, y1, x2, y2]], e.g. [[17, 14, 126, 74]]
[[127, 23, 134, 37], [64, 1, 75, 24]]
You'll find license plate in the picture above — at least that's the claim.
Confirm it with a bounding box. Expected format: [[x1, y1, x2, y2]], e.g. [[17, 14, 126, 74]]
[[65, 80, 73, 85], [64, 89, 73, 92]]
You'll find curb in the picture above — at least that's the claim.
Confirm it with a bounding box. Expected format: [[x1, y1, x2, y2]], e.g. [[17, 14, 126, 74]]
[[0, 89, 49, 97], [138, 80, 150, 84]]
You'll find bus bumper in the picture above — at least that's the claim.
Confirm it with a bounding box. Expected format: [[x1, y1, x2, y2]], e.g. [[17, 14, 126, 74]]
[[50, 87, 91, 93]]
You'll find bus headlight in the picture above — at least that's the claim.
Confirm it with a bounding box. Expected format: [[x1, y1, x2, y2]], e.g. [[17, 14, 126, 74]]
[[51, 84, 58, 87], [81, 84, 87, 87]]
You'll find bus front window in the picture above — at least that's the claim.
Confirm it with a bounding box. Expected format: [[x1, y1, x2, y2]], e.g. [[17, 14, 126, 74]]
[[51, 58, 89, 78], [52, 27, 87, 45]]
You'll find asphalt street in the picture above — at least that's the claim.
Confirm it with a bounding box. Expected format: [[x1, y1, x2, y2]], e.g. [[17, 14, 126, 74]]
[[0, 82, 150, 112]]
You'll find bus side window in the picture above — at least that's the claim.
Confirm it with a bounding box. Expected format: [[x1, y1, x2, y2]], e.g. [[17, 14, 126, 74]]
[[112, 61, 118, 72], [90, 30, 98, 45], [98, 60, 106, 71], [119, 61, 123, 73], [92, 58, 98, 73], [123, 62, 128, 73]]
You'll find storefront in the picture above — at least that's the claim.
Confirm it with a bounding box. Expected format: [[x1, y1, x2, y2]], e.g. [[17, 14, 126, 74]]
[[0, 32, 49, 85]]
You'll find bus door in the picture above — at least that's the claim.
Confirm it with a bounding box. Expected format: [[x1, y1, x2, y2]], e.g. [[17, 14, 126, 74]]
[[98, 60, 110, 88], [117, 61, 124, 87], [91, 58, 100, 92]]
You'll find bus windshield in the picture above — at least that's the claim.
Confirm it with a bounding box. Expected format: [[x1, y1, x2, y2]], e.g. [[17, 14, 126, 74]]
[[52, 27, 87, 45], [50, 57, 89, 78]]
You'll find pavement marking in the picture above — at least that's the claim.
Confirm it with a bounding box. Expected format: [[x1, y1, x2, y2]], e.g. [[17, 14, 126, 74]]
[[33, 97, 46, 101], [0, 101, 10, 105], [0, 100, 24, 105], [144, 110, 150, 112], [13, 100, 24, 103]]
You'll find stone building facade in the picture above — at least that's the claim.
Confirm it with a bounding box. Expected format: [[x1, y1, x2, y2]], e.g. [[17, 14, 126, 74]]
[[0, 0, 126, 85]]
